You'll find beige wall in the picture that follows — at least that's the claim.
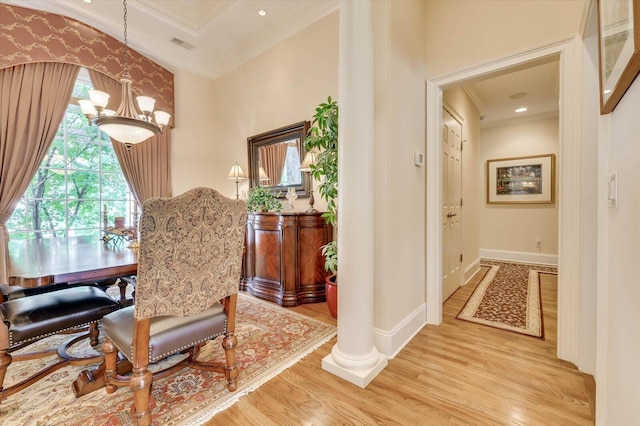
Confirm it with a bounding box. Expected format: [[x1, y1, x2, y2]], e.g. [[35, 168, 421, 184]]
[[372, 0, 427, 340], [479, 116, 559, 258], [443, 87, 481, 280], [172, 12, 339, 208], [425, 0, 589, 77], [171, 70, 217, 196], [597, 74, 640, 424]]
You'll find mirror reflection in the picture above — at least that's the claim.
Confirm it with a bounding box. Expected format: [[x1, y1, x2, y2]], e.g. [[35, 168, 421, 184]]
[[258, 139, 301, 187], [247, 121, 310, 198]]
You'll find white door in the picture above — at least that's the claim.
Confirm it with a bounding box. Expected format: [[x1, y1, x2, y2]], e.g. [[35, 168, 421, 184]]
[[442, 108, 463, 302]]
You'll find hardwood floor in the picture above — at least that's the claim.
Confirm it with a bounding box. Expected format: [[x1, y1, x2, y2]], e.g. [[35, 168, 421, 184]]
[[209, 267, 594, 425]]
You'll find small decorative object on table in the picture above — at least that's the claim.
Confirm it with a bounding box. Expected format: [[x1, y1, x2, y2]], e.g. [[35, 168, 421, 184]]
[[286, 187, 298, 210], [101, 206, 137, 246]]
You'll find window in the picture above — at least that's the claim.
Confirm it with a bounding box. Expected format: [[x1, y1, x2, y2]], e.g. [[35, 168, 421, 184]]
[[6, 70, 134, 240]]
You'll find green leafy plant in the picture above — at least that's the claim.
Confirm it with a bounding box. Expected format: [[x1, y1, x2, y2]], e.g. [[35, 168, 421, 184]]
[[305, 96, 338, 227], [305, 96, 338, 274], [321, 240, 338, 275], [246, 186, 282, 212]]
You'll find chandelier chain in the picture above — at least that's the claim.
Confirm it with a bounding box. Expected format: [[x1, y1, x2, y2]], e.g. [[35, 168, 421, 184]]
[[122, 0, 129, 74]]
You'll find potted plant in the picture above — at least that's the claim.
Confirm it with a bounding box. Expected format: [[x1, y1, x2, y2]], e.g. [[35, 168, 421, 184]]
[[305, 96, 338, 318], [246, 186, 282, 212]]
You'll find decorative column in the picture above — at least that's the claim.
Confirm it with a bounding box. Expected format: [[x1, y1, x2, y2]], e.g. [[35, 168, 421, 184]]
[[321, 0, 387, 387]]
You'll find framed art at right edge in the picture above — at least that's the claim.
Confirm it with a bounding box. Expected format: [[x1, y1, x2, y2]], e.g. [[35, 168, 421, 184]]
[[597, 0, 640, 114]]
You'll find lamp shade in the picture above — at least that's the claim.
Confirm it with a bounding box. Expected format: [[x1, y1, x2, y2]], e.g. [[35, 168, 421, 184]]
[[227, 162, 247, 180], [258, 166, 270, 183], [299, 151, 317, 171]]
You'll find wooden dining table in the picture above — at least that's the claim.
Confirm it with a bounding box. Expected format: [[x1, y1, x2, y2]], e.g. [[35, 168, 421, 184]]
[[8, 235, 138, 288]]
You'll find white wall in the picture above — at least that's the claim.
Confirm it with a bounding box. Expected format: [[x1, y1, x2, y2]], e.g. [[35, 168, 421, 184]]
[[172, 12, 339, 207], [479, 116, 559, 261], [443, 87, 481, 281], [597, 76, 640, 425]]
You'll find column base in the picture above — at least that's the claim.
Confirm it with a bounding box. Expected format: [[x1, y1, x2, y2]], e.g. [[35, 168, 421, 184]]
[[321, 345, 388, 388]]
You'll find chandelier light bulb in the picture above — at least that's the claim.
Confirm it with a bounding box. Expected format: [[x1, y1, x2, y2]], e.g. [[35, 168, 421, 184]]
[[88, 90, 109, 109]]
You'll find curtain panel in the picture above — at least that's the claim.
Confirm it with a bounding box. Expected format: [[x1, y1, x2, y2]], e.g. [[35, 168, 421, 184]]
[[0, 62, 80, 284], [88, 69, 172, 205], [259, 143, 289, 187]]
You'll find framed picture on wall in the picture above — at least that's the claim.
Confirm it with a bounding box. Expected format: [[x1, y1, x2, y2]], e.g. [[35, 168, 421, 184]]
[[486, 154, 555, 204], [597, 0, 640, 114]]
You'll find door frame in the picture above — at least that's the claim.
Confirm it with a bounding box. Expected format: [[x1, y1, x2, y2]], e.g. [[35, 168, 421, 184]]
[[425, 35, 585, 368]]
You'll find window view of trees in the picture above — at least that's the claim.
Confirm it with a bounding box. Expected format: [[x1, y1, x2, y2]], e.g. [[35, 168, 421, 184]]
[[6, 72, 134, 240]]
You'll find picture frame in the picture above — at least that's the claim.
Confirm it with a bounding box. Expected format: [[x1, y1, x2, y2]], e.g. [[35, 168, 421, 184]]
[[597, 0, 640, 114], [486, 154, 555, 204]]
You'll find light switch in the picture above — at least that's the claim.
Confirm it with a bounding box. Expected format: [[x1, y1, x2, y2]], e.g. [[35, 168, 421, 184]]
[[414, 151, 424, 167], [608, 172, 618, 208]]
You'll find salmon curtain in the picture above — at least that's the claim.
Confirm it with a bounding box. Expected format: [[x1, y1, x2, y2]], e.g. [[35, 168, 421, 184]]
[[88, 70, 172, 205], [0, 62, 80, 284]]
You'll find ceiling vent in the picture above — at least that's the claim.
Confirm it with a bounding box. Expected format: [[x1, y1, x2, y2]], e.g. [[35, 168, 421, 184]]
[[170, 37, 194, 50]]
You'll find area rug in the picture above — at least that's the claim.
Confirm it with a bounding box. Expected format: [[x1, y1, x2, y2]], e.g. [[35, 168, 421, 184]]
[[0, 292, 336, 425], [457, 260, 557, 338]]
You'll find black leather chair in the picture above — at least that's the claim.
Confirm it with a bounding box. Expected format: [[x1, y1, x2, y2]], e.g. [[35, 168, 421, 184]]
[[0, 284, 121, 401]]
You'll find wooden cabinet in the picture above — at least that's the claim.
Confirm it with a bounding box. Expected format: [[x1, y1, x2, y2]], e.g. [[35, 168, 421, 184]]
[[241, 212, 332, 307]]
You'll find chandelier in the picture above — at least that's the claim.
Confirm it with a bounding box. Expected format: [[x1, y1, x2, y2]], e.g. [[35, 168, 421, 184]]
[[79, 0, 170, 146]]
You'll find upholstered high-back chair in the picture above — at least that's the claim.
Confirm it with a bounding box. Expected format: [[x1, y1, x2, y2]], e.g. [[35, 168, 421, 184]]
[[101, 187, 247, 426]]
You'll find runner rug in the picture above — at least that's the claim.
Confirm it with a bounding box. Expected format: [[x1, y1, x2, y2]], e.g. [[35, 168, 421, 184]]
[[0, 292, 336, 425], [457, 260, 557, 339]]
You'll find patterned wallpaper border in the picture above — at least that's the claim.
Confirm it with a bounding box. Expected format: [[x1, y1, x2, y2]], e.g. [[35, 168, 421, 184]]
[[0, 4, 174, 122]]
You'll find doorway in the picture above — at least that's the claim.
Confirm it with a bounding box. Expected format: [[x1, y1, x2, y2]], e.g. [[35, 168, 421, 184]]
[[425, 36, 586, 368]]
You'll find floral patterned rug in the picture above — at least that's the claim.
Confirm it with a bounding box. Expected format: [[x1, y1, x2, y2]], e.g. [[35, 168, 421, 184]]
[[457, 260, 557, 338], [0, 292, 336, 425]]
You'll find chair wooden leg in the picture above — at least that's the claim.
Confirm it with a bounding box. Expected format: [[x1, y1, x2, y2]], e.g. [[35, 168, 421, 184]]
[[130, 366, 153, 426], [0, 321, 11, 397], [102, 338, 118, 394], [89, 322, 99, 347], [0, 349, 11, 398], [222, 331, 238, 391]]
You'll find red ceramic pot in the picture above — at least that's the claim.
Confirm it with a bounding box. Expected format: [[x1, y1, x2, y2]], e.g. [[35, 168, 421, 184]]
[[325, 274, 337, 319]]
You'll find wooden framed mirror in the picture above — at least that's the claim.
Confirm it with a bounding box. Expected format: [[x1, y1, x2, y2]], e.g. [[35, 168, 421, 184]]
[[247, 121, 311, 198]]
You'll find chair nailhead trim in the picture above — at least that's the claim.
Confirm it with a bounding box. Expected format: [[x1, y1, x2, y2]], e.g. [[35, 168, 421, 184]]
[[9, 320, 99, 349], [133, 320, 228, 363]]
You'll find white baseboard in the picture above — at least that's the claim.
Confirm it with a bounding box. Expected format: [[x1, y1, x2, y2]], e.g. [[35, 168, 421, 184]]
[[464, 258, 481, 285], [479, 248, 558, 266], [373, 303, 426, 359]]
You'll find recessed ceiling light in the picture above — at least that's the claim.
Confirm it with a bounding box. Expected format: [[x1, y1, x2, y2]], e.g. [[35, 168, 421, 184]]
[[515, 107, 528, 113], [258, 9, 267, 17], [83, 0, 92, 3], [604, 89, 612, 94]]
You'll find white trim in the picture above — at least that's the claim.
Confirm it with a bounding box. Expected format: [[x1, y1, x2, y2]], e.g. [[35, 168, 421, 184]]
[[426, 35, 584, 369], [479, 249, 558, 266], [322, 350, 388, 388], [464, 257, 481, 284], [373, 303, 427, 359]]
